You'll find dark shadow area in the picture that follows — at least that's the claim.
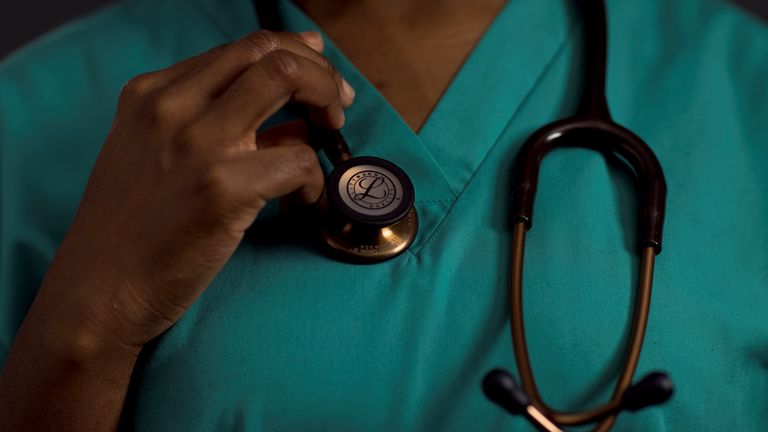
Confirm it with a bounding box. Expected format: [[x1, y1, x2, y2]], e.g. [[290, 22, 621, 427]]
[[1, 1, 767, 60]]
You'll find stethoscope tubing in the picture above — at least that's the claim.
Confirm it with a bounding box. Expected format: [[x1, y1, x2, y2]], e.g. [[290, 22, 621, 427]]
[[505, 0, 667, 426], [509, 222, 657, 430]]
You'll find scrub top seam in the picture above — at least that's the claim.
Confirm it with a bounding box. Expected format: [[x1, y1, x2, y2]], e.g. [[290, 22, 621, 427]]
[[410, 31, 574, 257]]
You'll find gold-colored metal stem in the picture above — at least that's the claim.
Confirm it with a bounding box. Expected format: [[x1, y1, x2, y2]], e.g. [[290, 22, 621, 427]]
[[527, 405, 564, 432], [509, 222, 657, 430]]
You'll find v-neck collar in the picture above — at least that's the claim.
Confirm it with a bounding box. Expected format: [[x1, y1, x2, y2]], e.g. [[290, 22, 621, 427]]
[[193, 0, 571, 255], [418, 1, 570, 194]]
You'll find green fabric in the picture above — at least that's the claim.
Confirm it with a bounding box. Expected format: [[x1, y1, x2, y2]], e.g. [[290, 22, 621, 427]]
[[1, 0, 767, 430]]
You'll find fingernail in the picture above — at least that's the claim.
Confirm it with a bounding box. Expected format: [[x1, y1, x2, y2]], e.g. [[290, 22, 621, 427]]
[[298, 31, 323, 50], [341, 79, 356, 99]]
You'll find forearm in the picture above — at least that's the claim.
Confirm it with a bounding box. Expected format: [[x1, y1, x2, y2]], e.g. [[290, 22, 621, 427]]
[[0, 282, 141, 431], [1, 28, 341, 431]]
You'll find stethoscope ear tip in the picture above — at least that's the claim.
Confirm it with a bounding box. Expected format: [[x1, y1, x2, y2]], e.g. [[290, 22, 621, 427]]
[[621, 371, 675, 412], [482, 368, 674, 430], [482, 368, 531, 415]]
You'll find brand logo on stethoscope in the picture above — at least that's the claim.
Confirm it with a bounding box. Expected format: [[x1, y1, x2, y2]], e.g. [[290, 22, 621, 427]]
[[338, 164, 403, 216], [347, 170, 396, 210]]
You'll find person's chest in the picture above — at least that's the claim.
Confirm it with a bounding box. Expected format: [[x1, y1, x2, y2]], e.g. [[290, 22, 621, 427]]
[[295, 0, 507, 133], [123, 1, 768, 430], [4, 0, 767, 431]]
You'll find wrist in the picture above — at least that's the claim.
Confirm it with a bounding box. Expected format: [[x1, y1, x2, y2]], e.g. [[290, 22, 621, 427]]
[[45, 312, 142, 368], [37, 246, 167, 351], [31, 276, 145, 365], [33, 309, 142, 376], [0, 280, 142, 431]]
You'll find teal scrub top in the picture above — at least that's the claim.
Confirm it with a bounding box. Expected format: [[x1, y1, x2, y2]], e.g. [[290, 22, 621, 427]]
[[2, 0, 767, 430]]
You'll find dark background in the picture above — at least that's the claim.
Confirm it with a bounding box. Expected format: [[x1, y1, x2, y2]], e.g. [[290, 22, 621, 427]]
[[1, 1, 767, 60]]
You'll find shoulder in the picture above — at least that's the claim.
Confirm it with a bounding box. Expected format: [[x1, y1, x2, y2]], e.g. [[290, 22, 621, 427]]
[[0, 0, 233, 214], [604, 0, 768, 144], [0, 0, 226, 72], [0, 0, 238, 183], [612, 0, 768, 85], [0, 0, 230, 116], [608, 0, 768, 78], [0, 0, 237, 225], [611, 0, 768, 38]]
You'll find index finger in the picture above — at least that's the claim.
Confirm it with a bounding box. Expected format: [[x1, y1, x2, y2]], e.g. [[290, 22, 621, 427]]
[[173, 31, 352, 107]]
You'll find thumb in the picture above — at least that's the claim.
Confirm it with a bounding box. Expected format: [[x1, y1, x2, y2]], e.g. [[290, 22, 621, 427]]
[[256, 120, 329, 213]]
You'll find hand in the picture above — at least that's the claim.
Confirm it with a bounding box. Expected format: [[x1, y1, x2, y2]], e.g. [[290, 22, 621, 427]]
[[39, 30, 355, 351]]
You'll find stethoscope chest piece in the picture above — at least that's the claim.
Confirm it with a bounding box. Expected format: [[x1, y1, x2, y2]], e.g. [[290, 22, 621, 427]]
[[317, 156, 418, 263]]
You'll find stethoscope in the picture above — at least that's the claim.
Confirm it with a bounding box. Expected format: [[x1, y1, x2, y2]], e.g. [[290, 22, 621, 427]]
[[256, 0, 674, 430]]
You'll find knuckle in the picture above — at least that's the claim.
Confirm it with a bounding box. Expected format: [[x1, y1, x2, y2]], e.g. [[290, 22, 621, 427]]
[[317, 56, 342, 87], [198, 163, 234, 205], [141, 91, 179, 124], [307, 56, 342, 94], [241, 30, 281, 56], [313, 54, 332, 73], [289, 145, 319, 173], [266, 50, 300, 81], [120, 73, 156, 100], [332, 70, 344, 89], [318, 56, 340, 82]]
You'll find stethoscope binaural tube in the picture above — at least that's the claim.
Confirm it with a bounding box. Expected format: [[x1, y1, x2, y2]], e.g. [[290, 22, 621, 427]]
[[482, 0, 673, 430]]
